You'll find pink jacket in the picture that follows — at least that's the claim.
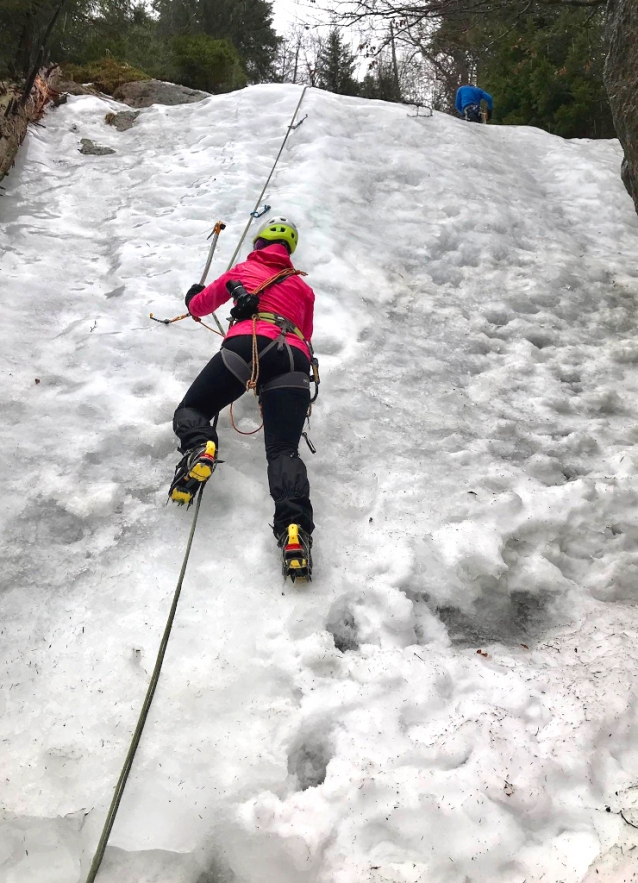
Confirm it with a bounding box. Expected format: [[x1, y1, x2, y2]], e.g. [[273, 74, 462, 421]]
[[188, 244, 315, 359]]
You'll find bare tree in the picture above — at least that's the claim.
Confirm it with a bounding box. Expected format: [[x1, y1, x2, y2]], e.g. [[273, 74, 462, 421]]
[[273, 23, 308, 83], [273, 24, 326, 86], [325, 0, 604, 36]]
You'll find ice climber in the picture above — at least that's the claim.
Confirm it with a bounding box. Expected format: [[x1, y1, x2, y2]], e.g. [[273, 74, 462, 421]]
[[455, 84, 493, 123], [170, 216, 316, 581]]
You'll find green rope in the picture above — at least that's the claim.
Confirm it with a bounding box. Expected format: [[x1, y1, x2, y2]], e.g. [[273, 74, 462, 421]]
[[84, 487, 205, 883]]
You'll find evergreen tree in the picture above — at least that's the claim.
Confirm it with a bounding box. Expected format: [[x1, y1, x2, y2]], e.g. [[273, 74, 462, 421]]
[[474, 5, 614, 138], [199, 0, 278, 82], [154, 0, 279, 82], [0, 0, 163, 79], [171, 33, 245, 92], [316, 28, 359, 96], [0, 0, 278, 91]]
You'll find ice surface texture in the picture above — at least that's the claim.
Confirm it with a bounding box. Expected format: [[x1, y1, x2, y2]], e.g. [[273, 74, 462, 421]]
[[2, 85, 638, 882]]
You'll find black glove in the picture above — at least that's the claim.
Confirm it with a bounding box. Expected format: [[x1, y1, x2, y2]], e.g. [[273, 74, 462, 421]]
[[486, 108, 493, 122], [227, 279, 260, 322], [185, 283, 205, 311]]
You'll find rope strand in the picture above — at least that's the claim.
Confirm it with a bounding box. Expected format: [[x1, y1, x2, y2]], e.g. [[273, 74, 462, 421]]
[[226, 86, 309, 270], [84, 487, 206, 883]]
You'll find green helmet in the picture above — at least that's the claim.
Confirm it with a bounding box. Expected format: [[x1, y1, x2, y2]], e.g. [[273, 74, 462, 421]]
[[253, 216, 299, 254]]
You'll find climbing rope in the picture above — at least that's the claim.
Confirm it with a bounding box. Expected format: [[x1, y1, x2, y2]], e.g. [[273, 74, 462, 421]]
[[228, 316, 264, 436], [150, 311, 224, 337], [84, 486, 205, 883], [226, 86, 309, 270], [86, 87, 311, 883], [246, 316, 261, 393]]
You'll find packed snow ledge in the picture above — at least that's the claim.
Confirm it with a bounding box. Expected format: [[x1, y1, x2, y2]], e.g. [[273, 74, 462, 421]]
[[2, 84, 638, 883]]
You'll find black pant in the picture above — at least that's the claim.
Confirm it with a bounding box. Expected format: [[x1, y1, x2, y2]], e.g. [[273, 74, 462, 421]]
[[463, 104, 482, 123], [173, 335, 314, 538]]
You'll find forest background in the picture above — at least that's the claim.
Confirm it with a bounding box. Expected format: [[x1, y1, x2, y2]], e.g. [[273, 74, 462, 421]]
[[0, 0, 619, 142]]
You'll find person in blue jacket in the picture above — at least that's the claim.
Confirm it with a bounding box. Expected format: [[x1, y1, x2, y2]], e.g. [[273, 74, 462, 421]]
[[455, 84, 493, 123]]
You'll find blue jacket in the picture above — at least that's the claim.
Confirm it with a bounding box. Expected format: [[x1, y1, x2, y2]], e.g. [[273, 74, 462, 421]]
[[455, 85, 493, 114]]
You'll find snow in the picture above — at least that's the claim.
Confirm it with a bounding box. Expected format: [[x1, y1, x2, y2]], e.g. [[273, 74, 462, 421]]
[[2, 83, 638, 882]]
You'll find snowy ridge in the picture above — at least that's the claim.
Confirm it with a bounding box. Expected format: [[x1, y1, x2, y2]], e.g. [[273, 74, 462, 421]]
[[2, 84, 638, 882]]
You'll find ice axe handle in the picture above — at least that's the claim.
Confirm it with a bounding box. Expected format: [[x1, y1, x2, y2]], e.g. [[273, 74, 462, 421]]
[[200, 221, 227, 286]]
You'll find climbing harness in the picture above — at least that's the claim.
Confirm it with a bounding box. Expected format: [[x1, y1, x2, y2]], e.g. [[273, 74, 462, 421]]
[[231, 270, 318, 395], [225, 266, 318, 435], [256, 312, 320, 402]]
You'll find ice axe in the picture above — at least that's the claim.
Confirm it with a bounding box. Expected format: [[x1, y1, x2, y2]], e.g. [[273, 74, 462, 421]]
[[150, 220, 227, 335]]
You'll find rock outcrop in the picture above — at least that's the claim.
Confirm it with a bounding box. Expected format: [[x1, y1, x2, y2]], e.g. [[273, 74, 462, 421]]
[[112, 79, 209, 108], [105, 110, 140, 131], [47, 67, 100, 98], [605, 0, 638, 215], [79, 138, 115, 156]]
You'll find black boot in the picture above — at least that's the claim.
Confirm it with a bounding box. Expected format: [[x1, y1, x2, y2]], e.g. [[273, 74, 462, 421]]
[[169, 441, 217, 506]]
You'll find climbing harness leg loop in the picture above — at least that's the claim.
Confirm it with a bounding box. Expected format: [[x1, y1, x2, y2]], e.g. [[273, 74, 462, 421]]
[[221, 347, 252, 387], [260, 371, 310, 394]]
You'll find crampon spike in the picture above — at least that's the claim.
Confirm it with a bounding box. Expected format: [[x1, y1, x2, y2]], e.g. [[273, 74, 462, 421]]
[[281, 523, 312, 582], [169, 441, 218, 507]]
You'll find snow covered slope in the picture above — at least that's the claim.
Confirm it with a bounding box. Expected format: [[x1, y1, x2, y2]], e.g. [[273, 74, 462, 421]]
[[2, 84, 638, 883]]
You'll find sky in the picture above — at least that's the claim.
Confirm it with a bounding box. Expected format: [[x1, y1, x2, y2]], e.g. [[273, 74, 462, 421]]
[[2, 83, 638, 883], [271, 0, 323, 34]]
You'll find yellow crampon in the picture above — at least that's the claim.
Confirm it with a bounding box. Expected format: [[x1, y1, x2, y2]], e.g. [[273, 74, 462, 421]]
[[282, 523, 312, 582], [170, 441, 217, 505]]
